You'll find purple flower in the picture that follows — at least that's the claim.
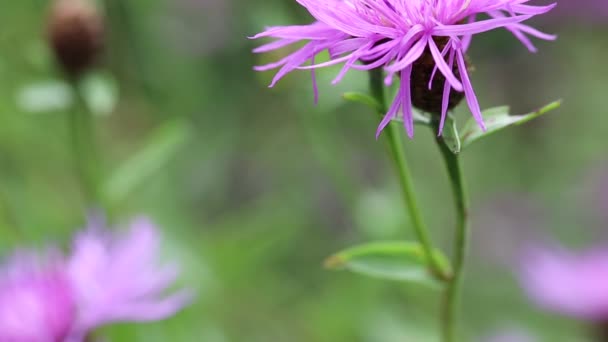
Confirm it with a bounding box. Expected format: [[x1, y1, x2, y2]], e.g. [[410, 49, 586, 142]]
[[520, 244, 608, 321], [251, 0, 556, 137], [0, 216, 191, 341], [68, 217, 191, 331], [0, 255, 75, 341]]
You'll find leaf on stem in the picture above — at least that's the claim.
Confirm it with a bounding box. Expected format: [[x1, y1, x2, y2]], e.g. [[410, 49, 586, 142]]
[[16, 72, 119, 116], [324, 241, 450, 288], [343, 92, 431, 126], [440, 115, 461, 154], [17, 80, 73, 113], [460, 100, 562, 148], [78, 72, 119, 116], [343, 91, 383, 113]]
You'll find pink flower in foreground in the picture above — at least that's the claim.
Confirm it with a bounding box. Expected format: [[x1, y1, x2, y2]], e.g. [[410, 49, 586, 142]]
[[0, 216, 191, 341], [520, 244, 608, 321], [252, 0, 556, 137], [0, 256, 75, 341]]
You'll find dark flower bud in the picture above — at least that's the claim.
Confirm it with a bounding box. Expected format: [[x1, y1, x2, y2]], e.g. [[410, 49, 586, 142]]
[[411, 38, 467, 115], [47, 0, 105, 77]]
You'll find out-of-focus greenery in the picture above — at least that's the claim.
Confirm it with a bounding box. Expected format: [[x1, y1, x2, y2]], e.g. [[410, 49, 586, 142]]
[[0, 1, 607, 341]]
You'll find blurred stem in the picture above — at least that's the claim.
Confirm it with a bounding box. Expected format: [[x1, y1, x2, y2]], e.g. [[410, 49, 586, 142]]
[[0, 189, 23, 242], [67, 77, 105, 213], [368, 69, 447, 280], [433, 122, 470, 342]]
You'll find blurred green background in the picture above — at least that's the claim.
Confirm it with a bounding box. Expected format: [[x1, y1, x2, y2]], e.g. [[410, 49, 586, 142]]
[[0, 0, 607, 341]]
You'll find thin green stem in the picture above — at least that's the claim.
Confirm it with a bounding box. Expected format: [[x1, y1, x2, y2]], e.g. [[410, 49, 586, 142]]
[[368, 69, 447, 280], [67, 77, 105, 212], [434, 123, 470, 342]]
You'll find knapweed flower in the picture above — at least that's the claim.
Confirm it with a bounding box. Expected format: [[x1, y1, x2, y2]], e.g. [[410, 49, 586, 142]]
[[0, 216, 191, 341], [252, 0, 556, 137], [520, 244, 608, 321], [0, 255, 75, 341]]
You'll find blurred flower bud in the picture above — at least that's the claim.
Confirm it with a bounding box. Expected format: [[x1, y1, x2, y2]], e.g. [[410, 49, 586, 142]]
[[47, 0, 105, 77]]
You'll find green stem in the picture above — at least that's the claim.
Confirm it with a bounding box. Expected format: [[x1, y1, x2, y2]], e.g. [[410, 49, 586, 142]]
[[368, 69, 447, 280], [434, 123, 470, 342], [0, 188, 23, 242], [67, 77, 105, 212]]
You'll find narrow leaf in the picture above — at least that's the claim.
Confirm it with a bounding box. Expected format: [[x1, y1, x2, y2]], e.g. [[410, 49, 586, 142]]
[[343, 92, 382, 113], [103, 120, 190, 204], [324, 241, 450, 288], [440, 115, 461, 154], [460, 100, 561, 148]]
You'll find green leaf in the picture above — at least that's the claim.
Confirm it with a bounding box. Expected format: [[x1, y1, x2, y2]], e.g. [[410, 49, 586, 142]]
[[440, 115, 461, 154], [78, 72, 119, 116], [389, 110, 432, 126], [343, 92, 431, 126], [343, 92, 382, 113], [17, 72, 119, 117], [17, 80, 73, 113], [103, 120, 190, 204], [460, 100, 562, 148], [324, 241, 450, 288]]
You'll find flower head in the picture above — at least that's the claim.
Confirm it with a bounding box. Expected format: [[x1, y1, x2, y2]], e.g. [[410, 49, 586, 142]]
[[68, 216, 192, 331], [520, 244, 608, 321], [0, 216, 191, 342], [0, 255, 75, 341], [252, 0, 556, 137]]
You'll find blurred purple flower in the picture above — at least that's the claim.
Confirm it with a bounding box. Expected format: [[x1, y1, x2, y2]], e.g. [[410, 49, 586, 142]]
[[520, 244, 608, 321], [0, 216, 191, 341], [252, 0, 555, 137], [68, 217, 192, 334], [0, 255, 75, 341]]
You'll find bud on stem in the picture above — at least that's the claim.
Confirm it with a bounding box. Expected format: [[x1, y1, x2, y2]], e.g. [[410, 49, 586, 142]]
[[47, 0, 105, 77]]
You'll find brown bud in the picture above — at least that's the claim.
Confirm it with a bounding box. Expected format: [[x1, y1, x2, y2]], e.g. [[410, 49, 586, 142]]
[[47, 0, 105, 77], [411, 38, 467, 115]]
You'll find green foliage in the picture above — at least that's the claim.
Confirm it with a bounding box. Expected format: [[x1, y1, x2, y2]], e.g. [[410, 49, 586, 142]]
[[16, 72, 118, 116], [325, 241, 450, 288], [460, 100, 562, 149], [16, 80, 73, 113], [441, 115, 462, 154], [343, 91, 432, 125], [343, 92, 383, 113]]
